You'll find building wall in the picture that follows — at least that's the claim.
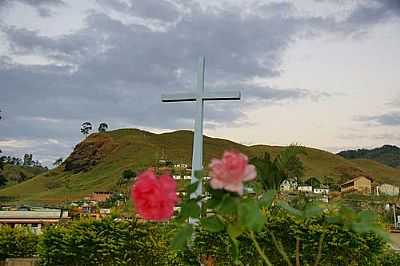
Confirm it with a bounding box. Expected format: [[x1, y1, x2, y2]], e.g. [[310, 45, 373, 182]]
[[341, 176, 372, 194], [354, 177, 372, 194], [379, 184, 399, 196], [341, 181, 355, 193]]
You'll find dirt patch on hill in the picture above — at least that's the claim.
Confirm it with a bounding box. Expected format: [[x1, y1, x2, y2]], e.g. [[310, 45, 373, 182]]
[[64, 133, 118, 173]]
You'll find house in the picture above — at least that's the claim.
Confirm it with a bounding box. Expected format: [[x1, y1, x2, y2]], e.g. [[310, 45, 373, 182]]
[[376, 183, 399, 196], [280, 179, 298, 192], [298, 186, 313, 193], [89, 191, 113, 202], [0, 208, 69, 233], [341, 176, 372, 194], [313, 185, 329, 195], [174, 163, 188, 169]]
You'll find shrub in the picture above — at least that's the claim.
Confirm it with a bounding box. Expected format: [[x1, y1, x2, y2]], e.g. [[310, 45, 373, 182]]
[[0, 225, 38, 260], [180, 210, 392, 266], [38, 218, 183, 266]]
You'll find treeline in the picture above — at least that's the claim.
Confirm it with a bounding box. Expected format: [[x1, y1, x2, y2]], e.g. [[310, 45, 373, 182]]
[[0, 151, 47, 188], [338, 145, 400, 168], [0, 154, 44, 168]]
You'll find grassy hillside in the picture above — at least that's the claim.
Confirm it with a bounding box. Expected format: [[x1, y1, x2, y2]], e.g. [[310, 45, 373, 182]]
[[1, 164, 47, 188], [1, 128, 399, 205]]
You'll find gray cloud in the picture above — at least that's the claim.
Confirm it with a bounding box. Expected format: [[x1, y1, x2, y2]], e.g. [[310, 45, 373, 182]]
[[0, 0, 390, 164], [345, 0, 400, 26], [0, 0, 65, 17], [358, 112, 400, 126], [96, 0, 182, 22]]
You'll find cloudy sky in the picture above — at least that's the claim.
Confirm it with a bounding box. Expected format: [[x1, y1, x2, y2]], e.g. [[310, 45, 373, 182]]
[[0, 0, 399, 166]]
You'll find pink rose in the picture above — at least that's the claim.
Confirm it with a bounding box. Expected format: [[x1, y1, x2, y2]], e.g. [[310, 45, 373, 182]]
[[209, 151, 257, 195], [131, 170, 178, 221]]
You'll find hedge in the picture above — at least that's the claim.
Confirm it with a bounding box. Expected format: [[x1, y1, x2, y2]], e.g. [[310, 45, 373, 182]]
[[0, 225, 38, 260], [1, 214, 400, 265], [38, 218, 182, 266]]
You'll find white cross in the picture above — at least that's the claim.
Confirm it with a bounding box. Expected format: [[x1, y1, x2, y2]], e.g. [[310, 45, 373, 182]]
[[162, 56, 241, 205]]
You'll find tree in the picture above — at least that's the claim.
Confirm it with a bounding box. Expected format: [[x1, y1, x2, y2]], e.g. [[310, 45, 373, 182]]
[[304, 177, 321, 187], [121, 169, 136, 183], [250, 145, 306, 190], [23, 154, 33, 166], [0, 149, 5, 188], [0, 150, 3, 171], [80, 122, 92, 138], [0, 174, 6, 188], [98, 122, 108, 133], [53, 158, 63, 167]]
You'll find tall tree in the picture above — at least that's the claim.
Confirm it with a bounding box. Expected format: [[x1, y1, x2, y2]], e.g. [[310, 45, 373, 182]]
[[250, 145, 306, 191], [80, 122, 92, 138], [0, 174, 6, 188], [23, 154, 33, 166], [0, 149, 5, 188], [98, 122, 108, 133], [53, 157, 63, 167]]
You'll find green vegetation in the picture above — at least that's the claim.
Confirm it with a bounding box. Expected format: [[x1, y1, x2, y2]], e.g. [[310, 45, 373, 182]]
[[1, 129, 400, 204], [0, 225, 38, 260], [1, 164, 47, 188], [1, 212, 399, 265], [250, 145, 306, 190], [38, 219, 180, 266], [338, 145, 400, 168]]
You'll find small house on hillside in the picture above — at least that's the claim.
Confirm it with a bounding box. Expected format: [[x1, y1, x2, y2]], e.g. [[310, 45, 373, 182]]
[[341, 176, 372, 194], [280, 179, 298, 192], [298, 185, 313, 193], [89, 191, 113, 202], [376, 183, 399, 196]]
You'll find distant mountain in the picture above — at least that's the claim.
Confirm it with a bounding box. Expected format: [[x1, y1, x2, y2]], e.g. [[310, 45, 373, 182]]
[[1, 129, 400, 204], [337, 145, 400, 168]]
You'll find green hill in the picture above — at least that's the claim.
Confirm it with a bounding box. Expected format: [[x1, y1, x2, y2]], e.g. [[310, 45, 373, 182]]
[[1, 128, 400, 205], [1, 164, 47, 188], [338, 145, 400, 168]]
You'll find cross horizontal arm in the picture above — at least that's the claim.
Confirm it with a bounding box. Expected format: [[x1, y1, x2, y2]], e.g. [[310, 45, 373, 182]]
[[203, 91, 241, 101], [161, 93, 196, 102]]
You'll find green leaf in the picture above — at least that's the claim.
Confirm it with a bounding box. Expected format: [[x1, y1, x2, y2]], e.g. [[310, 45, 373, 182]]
[[201, 216, 225, 233], [358, 210, 376, 224], [229, 238, 241, 265], [277, 201, 303, 218], [170, 224, 193, 250], [304, 203, 323, 219], [227, 223, 244, 239], [180, 199, 201, 219], [194, 170, 204, 180], [205, 198, 220, 209], [259, 189, 276, 208], [238, 199, 266, 232], [185, 181, 199, 194], [218, 194, 238, 215]]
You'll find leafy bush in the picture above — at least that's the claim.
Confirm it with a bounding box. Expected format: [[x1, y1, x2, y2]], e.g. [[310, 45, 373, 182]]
[[38, 218, 183, 266], [179, 209, 393, 266], [0, 225, 38, 260]]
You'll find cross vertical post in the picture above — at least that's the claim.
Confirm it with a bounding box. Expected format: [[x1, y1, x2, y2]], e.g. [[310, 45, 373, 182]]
[[191, 56, 205, 200]]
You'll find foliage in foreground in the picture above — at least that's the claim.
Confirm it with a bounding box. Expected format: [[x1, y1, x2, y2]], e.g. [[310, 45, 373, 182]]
[[0, 225, 38, 260], [38, 218, 182, 266], [0, 214, 399, 265]]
